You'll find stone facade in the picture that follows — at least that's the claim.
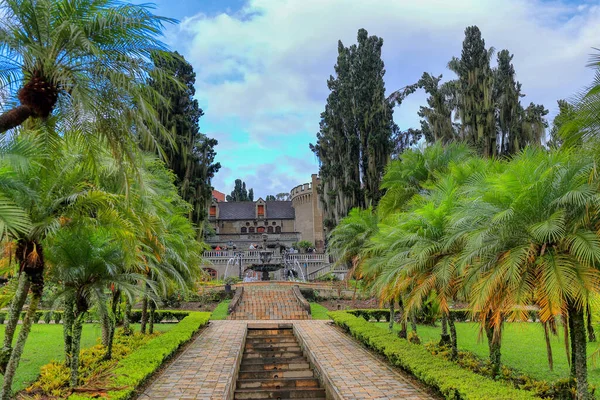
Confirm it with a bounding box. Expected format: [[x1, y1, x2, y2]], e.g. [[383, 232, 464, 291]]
[[207, 175, 325, 252]]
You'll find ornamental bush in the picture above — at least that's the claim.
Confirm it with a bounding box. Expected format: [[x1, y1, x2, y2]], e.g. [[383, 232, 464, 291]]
[[329, 311, 537, 400]]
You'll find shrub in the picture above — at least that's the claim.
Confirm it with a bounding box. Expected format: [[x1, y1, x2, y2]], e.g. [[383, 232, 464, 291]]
[[118, 310, 190, 324], [98, 312, 210, 400], [329, 311, 537, 400], [0, 312, 6, 324], [53, 311, 62, 324], [43, 311, 53, 324], [348, 309, 390, 322]]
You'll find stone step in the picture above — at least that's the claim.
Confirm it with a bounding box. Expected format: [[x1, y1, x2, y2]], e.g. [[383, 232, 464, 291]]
[[236, 377, 320, 389], [241, 356, 309, 366], [246, 336, 298, 344], [245, 343, 302, 351], [244, 351, 304, 359], [247, 329, 295, 336], [234, 327, 324, 400], [239, 369, 314, 380], [234, 388, 327, 399], [240, 362, 311, 372]]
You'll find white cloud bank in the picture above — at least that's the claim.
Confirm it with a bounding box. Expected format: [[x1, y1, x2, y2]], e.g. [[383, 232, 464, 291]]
[[170, 0, 600, 195]]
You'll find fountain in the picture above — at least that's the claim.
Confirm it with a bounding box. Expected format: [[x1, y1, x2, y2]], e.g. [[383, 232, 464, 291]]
[[224, 252, 244, 279], [246, 234, 285, 281]]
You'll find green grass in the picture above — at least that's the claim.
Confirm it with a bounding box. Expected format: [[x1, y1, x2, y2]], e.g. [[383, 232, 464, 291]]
[[1, 323, 175, 394], [374, 321, 600, 386], [310, 303, 330, 320], [211, 299, 230, 320]]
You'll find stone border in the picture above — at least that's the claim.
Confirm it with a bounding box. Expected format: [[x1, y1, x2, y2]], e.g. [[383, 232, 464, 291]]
[[226, 322, 247, 400], [292, 285, 311, 315], [228, 286, 244, 314], [293, 323, 343, 400]]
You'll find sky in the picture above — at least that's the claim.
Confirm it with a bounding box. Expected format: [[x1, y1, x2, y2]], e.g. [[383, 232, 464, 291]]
[[140, 0, 600, 198]]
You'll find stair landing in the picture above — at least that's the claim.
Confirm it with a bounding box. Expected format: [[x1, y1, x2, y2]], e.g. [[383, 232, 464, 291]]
[[228, 286, 310, 320]]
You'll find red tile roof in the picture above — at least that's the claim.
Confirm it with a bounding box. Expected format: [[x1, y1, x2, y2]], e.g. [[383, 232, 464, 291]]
[[212, 190, 226, 202]]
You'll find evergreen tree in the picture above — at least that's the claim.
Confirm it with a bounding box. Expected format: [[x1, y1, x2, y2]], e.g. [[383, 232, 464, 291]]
[[549, 99, 575, 148], [311, 29, 396, 230], [147, 51, 220, 225], [448, 26, 496, 157], [416, 73, 456, 143], [266, 195, 276, 201], [226, 179, 254, 202], [494, 49, 523, 155]]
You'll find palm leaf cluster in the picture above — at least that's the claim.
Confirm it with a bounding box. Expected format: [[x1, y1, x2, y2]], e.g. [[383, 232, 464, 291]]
[[328, 143, 600, 398]]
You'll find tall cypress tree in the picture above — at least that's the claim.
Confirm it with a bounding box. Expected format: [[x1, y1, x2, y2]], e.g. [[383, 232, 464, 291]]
[[147, 51, 220, 225], [448, 26, 496, 157], [311, 29, 396, 230]]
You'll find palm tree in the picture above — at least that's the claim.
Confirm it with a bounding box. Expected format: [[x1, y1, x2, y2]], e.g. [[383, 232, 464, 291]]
[[0, 134, 117, 398], [459, 148, 600, 397], [0, 0, 174, 155], [46, 224, 145, 387]]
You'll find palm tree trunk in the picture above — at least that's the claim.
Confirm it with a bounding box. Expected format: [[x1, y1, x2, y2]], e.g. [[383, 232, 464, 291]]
[[1, 281, 42, 399], [568, 302, 590, 399], [485, 321, 502, 378], [63, 294, 75, 367], [440, 314, 450, 346], [140, 285, 148, 334], [105, 290, 121, 360], [569, 310, 577, 377], [398, 299, 407, 339], [0, 105, 33, 134], [564, 316, 571, 371], [0, 274, 30, 374], [148, 301, 156, 334], [409, 311, 420, 344], [586, 305, 596, 342], [543, 321, 554, 371], [69, 311, 86, 388], [448, 311, 458, 360], [388, 301, 395, 332], [123, 296, 132, 335], [99, 304, 110, 347]]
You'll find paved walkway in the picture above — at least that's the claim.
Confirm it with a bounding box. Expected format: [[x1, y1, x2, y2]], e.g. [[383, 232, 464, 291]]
[[139, 321, 246, 400], [295, 320, 433, 400], [139, 320, 434, 400]]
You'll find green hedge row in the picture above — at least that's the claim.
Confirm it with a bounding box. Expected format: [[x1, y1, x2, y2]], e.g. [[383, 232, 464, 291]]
[[69, 311, 211, 400], [328, 311, 537, 400], [348, 309, 391, 322], [0, 309, 191, 324]]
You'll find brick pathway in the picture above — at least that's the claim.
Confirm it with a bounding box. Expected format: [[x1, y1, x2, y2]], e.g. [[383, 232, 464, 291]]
[[139, 321, 246, 400], [294, 320, 434, 400], [228, 286, 309, 320]]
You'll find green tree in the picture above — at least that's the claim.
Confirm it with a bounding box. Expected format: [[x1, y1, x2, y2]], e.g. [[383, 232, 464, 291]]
[[266, 195, 276, 201], [147, 51, 221, 225], [448, 26, 496, 157], [416, 73, 456, 143], [226, 179, 253, 202], [494, 49, 523, 155], [311, 29, 397, 229], [548, 99, 575, 148], [0, 0, 173, 157]]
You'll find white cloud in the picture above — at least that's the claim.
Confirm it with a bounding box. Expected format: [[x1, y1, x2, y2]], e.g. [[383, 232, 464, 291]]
[[170, 0, 600, 189], [176, 0, 599, 135]]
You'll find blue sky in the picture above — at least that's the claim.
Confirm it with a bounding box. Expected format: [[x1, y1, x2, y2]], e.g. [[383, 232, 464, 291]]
[[141, 0, 600, 198]]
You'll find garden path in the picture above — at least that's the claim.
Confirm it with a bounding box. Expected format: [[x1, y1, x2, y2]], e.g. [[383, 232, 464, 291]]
[[139, 319, 435, 400]]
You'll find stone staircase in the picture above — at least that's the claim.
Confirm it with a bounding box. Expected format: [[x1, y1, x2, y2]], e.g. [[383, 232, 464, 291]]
[[234, 325, 326, 399], [228, 286, 310, 320]]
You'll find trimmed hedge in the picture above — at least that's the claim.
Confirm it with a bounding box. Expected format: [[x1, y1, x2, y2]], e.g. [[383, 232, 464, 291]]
[[348, 309, 391, 322], [329, 311, 537, 400], [69, 311, 210, 400], [0, 309, 190, 325]]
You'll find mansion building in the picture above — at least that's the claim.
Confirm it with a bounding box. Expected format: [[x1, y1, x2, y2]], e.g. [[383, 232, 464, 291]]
[[207, 174, 325, 252]]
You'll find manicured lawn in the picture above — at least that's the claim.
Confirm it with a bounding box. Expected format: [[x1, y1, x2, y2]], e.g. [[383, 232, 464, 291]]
[[310, 303, 330, 320], [374, 321, 600, 386], [211, 299, 230, 320], [1, 323, 175, 394]]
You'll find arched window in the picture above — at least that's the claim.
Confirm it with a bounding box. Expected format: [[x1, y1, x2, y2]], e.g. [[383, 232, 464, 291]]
[[249, 227, 255, 233], [241, 227, 247, 233], [246, 222, 250, 226], [203, 268, 218, 280], [267, 226, 273, 233], [272, 221, 277, 226], [275, 226, 281, 233], [257, 226, 265, 233]]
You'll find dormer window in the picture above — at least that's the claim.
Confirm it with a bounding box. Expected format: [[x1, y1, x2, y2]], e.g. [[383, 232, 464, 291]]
[[209, 205, 216, 217], [257, 204, 264, 217]]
